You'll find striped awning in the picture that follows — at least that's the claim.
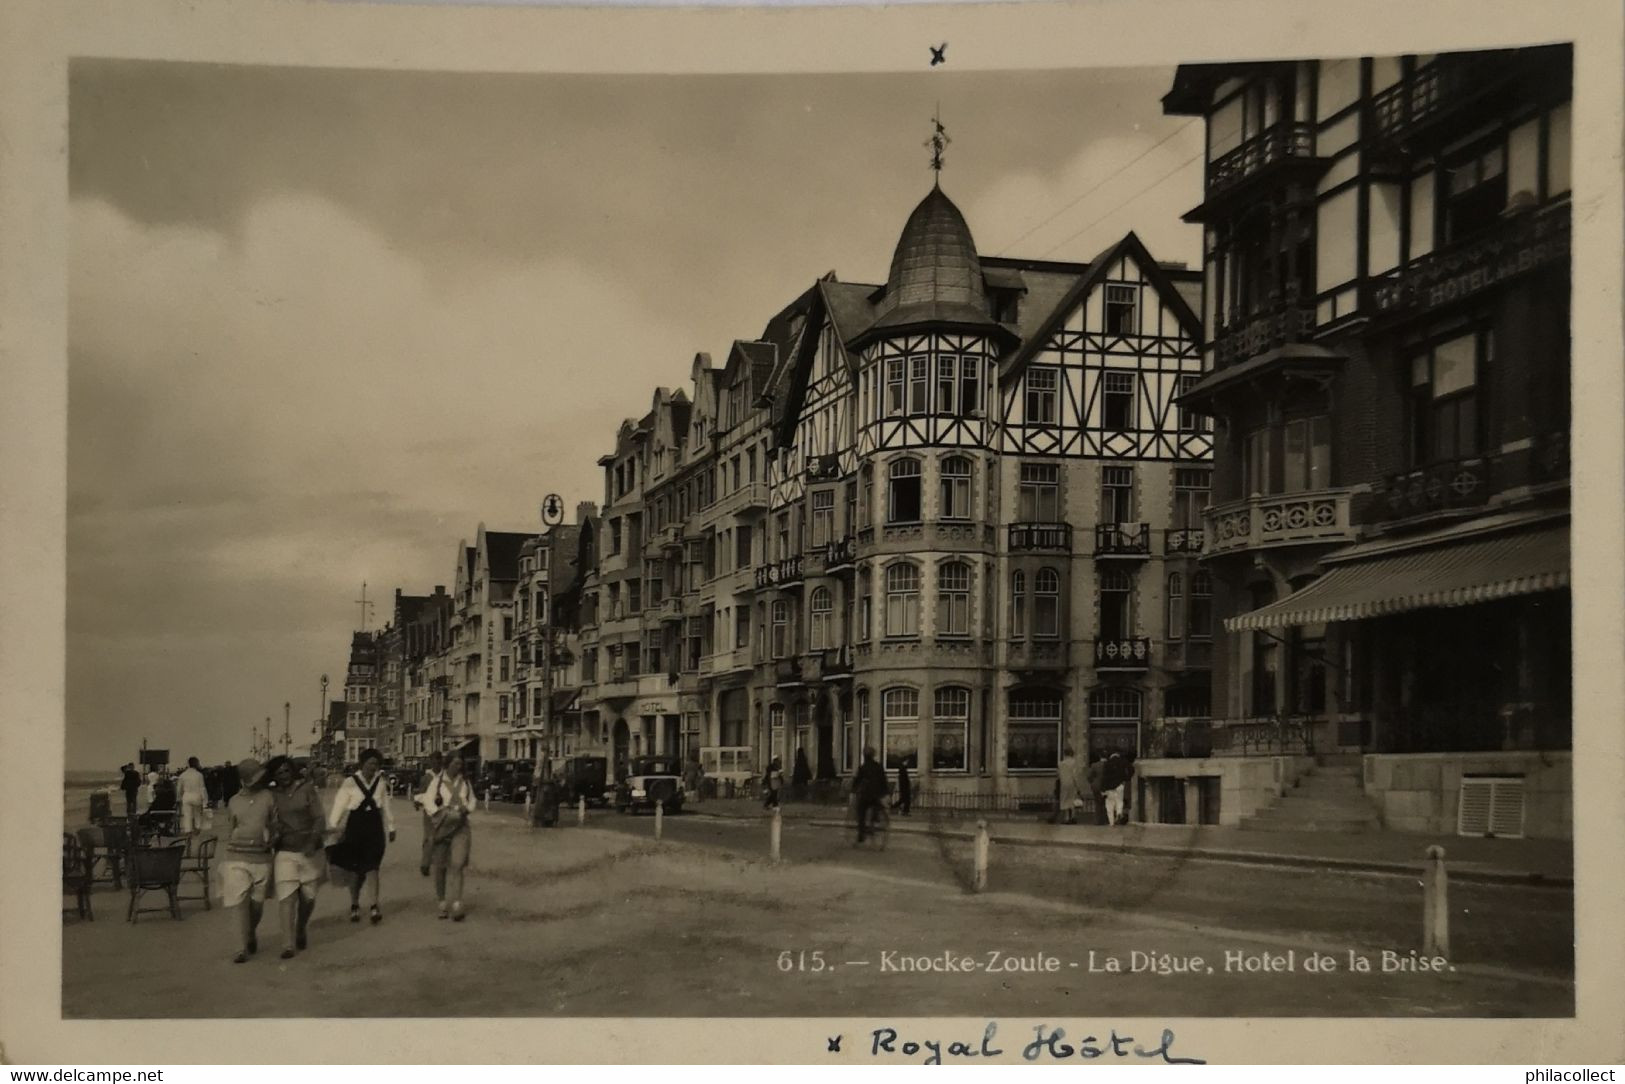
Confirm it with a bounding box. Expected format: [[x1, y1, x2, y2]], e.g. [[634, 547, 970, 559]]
[[1226, 524, 1568, 632]]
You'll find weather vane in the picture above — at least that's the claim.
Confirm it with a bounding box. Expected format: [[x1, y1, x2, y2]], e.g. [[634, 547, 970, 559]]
[[925, 107, 950, 180]]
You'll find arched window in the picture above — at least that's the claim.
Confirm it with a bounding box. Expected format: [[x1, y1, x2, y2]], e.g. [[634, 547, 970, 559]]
[[1099, 567, 1133, 640], [809, 587, 833, 651], [1007, 689, 1062, 770], [881, 687, 919, 769], [940, 455, 973, 520], [1088, 687, 1142, 721], [771, 599, 790, 659], [1190, 571, 1213, 638], [1011, 570, 1027, 640], [937, 560, 972, 637], [885, 563, 921, 638], [1167, 572, 1185, 641], [932, 686, 971, 771], [1034, 567, 1061, 638], [888, 458, 923, 524]]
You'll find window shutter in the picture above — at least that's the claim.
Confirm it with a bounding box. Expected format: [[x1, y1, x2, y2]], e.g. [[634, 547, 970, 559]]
[[1457, 775, 1526, 839]]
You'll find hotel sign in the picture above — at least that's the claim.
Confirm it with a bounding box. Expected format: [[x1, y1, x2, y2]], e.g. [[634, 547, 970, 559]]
[[1370, 206, 1569, 315]]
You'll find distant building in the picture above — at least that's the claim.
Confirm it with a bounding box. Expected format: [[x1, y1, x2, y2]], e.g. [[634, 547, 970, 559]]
[[447, 526, 532, 763]]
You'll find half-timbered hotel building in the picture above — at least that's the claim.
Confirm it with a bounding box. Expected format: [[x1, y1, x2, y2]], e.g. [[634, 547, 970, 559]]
[[578, 173, 1212, 804], [1158, 46, 1572, 837]]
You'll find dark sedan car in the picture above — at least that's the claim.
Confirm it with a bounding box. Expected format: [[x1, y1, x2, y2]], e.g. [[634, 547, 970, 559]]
[[614, 756, 686, 815]]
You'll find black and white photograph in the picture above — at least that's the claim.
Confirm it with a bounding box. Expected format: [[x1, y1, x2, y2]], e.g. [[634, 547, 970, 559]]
[[4, 0, 1623, 1067]]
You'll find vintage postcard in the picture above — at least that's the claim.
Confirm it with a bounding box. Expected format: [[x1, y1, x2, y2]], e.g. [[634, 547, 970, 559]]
[[1, 0, 1621, 1066]]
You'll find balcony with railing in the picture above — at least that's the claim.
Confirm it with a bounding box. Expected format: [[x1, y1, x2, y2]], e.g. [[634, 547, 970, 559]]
[[1008, 522, 1072, 552], [1205, 121, 1320, 198], [1212, 301, 1318, 367], [754, 555, 804, 590], [1376, 456, 1492, 523], [1367, 49, 1568, 157], [1094, 522, 1151, 559], [1008, 639, 1068, 672], [1095, 637, 1152, 671], [774, 657, 804, 688], [1164, 528, 1206, 556], [1205, 488, 1360, 555], [824, 535, 857, 571], [821, 645, 853, 679], [1367, 198, 1569, 322]]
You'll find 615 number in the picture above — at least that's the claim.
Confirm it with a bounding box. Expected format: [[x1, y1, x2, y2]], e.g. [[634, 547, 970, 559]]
[[778, 950, 828, 972]]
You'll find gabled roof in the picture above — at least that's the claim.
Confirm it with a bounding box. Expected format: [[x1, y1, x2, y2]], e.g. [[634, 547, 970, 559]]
[[482, 530, 536, 582], [999, 231, 1204, 384], [820, 279, 880, 358]]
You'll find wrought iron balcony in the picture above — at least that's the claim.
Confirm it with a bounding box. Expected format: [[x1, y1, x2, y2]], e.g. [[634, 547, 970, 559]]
[[1095, 637, 1152, 671], [754, 555, 804, 589], [1164, 528, 1206, 556], [1205, 488, 1359, 554], [1377, 457, 1493, 522], [1206, 121, 1317, 196], [824, 535, 857, 570], [1008, 522, 1072, 552], [1367, 49, 1568, 157], [1094, 522, 1151, 559]]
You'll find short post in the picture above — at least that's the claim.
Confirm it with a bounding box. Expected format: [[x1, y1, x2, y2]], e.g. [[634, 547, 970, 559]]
[[577, 796, 586, 826], [524, 792, 533, 824], [654, 800, 664, 841], [770, 805, 783, 864], [1422, 845, 1450, 958], [973, 819, 990, 893]]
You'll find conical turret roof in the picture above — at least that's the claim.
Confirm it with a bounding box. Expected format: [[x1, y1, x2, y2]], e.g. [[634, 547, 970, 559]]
[[872, 185, 997, 332]]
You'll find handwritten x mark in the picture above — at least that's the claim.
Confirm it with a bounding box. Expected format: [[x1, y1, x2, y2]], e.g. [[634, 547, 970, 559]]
[[827, 1035, 842, 1053], [929, 43, 947, 66]]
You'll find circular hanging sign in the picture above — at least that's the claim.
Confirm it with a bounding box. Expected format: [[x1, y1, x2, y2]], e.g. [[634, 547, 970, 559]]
[[540, 493, 565, 526]]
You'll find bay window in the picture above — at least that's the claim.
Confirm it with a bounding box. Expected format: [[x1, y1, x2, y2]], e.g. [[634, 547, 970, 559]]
[[887, 458, 923, 523], [884, 563, 921, 638], [937, 561, 972, 638], [881, 687, 919, 770], [932, 686, 970, 772], [939, 455, 972, 520]]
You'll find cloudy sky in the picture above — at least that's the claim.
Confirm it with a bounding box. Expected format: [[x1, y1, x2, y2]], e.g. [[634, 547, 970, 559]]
[[66, 59, 1204, 769]]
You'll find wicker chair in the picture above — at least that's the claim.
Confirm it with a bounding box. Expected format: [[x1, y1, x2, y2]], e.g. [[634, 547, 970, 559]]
[[176, 836, 216, 910], [126, 842, 186, 922], [63, 834, 94, 921], [83, 821, 129, 890]]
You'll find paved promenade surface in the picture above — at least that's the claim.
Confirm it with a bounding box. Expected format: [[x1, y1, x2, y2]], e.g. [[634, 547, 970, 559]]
[[63, 797, 1572, 1019], [686, 797, 1574, 885]]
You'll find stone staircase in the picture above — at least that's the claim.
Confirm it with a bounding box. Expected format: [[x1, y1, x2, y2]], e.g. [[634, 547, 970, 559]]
[[1239, 754, 1384, 833]]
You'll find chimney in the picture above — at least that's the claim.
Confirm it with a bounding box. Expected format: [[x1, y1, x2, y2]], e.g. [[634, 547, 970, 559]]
[[576, 501, 599, 524]]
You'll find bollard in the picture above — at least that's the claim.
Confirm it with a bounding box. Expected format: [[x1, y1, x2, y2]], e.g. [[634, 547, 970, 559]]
[[654, 800, 664, 840], [577, 796, 586, 826], [1422, 845, 1450, 958], [974, 819, 990, 893], [770, 805, 783, 864], [524, 793, 533, 824]]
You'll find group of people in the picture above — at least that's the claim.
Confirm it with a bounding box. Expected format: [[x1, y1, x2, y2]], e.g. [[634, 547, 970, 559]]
[[215, 748, 479, 964], [1057, 747, 1136, 826]]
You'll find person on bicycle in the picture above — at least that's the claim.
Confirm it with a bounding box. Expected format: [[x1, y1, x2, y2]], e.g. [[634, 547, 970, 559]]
[[852, 746, 889, 843]]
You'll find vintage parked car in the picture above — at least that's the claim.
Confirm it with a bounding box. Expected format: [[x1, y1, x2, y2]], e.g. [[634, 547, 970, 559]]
[[544, 755, 609, 808], [613, 756, 686, 815]]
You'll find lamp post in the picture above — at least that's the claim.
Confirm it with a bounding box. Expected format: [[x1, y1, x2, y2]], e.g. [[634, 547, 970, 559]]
[[264, 717, 272, 761], [283, 701, 291, 755], [319, 673, 330, 766]]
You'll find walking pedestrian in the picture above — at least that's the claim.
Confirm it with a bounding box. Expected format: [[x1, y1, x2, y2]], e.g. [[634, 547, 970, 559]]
[[1057, 745, 1085, 825], [136, 772, 156, 816], [894, 762, 912, 816], [220, 758, 275, 964], [852, 747, 889, 844], [412, 752, 445, 876], [1101, 752, 1134, 826], [119, 764, 141, 818], [325, 748, 396, 925], [425, 754, 476, 921], [267, 757, 326, 959], [1086, 753, 1108, 826], [761, 756, 784, 810], [177, 757, 208, 834]]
